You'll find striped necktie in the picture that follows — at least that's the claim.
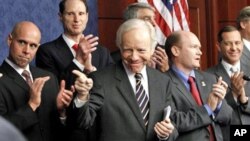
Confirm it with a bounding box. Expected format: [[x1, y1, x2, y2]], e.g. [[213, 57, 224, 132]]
[[135, 73, 149, 127]]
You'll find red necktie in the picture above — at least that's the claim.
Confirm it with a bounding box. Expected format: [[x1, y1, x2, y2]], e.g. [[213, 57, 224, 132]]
[[188, 76, 215, 141], [72, 44, 78, 52], [188, 76, 202, 105]]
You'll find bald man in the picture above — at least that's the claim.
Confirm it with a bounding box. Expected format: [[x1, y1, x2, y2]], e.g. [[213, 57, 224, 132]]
[[0, 21, 73, 141], [165, 31, 232, 141]]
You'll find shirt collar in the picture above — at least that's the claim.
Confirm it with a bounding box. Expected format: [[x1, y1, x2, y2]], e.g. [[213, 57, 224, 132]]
[[62, 34, 77, 49], [221, 59, 240, 72], [171, 65, 196, 82], [5, 58, 31, 76], [123, 63, 147, 79]]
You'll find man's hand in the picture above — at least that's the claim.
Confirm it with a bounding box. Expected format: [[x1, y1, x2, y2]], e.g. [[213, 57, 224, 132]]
[[72, 70, 93, 101], [207, 77, 228, 110], [28, 76, 50, 111], [56, 80, 74, 115], [231, 72, 248, 103], [148, 46, 169, 72], [154, 118, 174, 139], [154, 47, 169, 72], [75, 34, 98, 73]]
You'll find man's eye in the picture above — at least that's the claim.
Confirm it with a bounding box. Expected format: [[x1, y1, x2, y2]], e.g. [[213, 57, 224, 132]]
[[18, 41, 26, 45]]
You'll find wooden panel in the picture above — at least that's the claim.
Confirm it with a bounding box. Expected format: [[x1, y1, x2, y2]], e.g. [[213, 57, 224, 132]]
[[98, 0, 136, 53], [98, 0, 135, 18], [218, 0, 248, 30], [98, 19, 123, 52], [188, 0, 208, 70]]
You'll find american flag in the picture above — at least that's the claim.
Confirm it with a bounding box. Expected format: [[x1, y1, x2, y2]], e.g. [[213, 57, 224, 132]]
[[138, 0, 190, 45]]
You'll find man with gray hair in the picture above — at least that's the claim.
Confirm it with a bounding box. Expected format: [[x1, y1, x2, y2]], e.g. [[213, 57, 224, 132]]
[[72, 19, 177, 141], [236, 6, 250, 65], [112, 2, 169, 72]]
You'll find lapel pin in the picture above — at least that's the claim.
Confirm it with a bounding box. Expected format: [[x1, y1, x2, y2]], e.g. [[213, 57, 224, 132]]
[[201, 81, 206, 86]]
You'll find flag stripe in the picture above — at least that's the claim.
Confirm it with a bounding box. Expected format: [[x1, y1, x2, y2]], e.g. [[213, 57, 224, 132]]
[[138, 0, 190, 44]]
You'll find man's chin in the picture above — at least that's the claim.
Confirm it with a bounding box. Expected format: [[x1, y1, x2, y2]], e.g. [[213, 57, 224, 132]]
[[129, 66, 143, 73]]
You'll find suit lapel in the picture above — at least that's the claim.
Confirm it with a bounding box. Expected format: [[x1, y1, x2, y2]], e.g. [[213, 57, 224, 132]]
[[212, 64, 231, 88], [168, 69, 196, 105], [114, 63, 146, 131], [146, 67, 164, 131], [55, 36, 74, 60], [1, 61, 29, 91], [195, 71, 208, 104]]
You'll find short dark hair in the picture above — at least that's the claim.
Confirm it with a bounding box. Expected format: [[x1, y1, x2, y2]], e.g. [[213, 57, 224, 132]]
[[59, 0, 88, 14], [217, 25, 240, 43], [123, 2, 155, 20], [164, 32, 182, 64]]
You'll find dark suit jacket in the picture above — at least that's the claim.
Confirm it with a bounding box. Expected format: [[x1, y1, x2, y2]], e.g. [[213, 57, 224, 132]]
[[0, 116, 27, 141], [166, 69, 232, 141], [75, 62, 178, 141], [206, 62, 250, 141], [36, 35, 114, 80], [0, 61, 62, 141]]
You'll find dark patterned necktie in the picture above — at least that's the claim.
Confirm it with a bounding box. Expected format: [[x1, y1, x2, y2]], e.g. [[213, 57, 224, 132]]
[[22, 70, 32, 86], [135, 73, 149, 127]]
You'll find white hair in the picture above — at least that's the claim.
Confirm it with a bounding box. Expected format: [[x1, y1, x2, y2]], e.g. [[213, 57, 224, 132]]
[[116, 19, 157, 51]]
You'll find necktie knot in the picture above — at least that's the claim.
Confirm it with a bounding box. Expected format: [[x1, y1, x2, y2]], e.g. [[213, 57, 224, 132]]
[[230, 67, 238, 73], [72, 44, 78, 52], [188, 76, 195, 84], [135, 73, 143, 81]]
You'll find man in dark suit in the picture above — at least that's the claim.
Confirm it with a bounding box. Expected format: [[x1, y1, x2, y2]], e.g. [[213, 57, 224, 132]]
[[207, 26, 250, 141], [236, 6, 250, 65], [35, 1, 113, 140], [36, 0, 113, 80], [0, 21, 73, 141], [111, 2, 169, 72], [70, 19, 177, 141], [165, 31, 232, 141], [0, 74, 26, 141]]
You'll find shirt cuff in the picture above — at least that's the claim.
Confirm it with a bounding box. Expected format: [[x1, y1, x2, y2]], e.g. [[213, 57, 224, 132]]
[[214, 101, 222, 114], [204, 104, 213, 116], [74, 96, 88, 108], [157, 135, 169, 140], [59, 116, 67, 125], [73, 58, 84, 71]]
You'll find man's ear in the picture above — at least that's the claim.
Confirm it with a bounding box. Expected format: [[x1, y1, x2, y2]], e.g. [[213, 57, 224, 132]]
[[240, 21, 246, 29], [171, 45, 180, 57], [216, 42, 221, 52], [7, 34, 13, 47], [58, 13, 63, 22]]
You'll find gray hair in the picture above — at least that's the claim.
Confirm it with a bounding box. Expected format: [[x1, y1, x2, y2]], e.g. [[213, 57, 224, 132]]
[[123, 2, 155, 20], [236, 6, 250, 29], [116, 19, 157, 51]]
